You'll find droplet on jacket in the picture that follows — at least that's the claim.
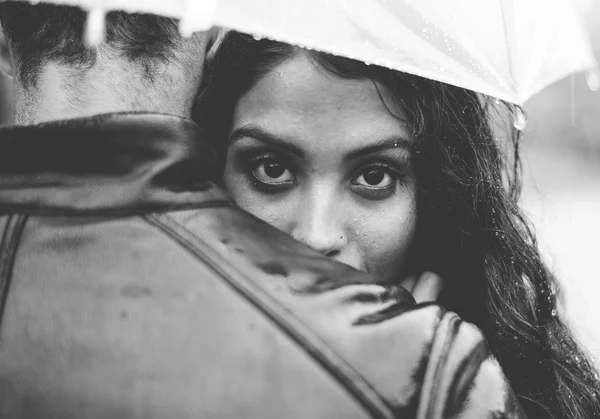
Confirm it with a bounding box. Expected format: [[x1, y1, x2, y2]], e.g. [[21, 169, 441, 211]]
[[586, 69, 600, 91], [513, 107, 527, 131], [85, 8, 106, 47]]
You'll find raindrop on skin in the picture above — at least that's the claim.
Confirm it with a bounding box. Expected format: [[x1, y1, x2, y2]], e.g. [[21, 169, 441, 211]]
[[513, 107, 527, 131]]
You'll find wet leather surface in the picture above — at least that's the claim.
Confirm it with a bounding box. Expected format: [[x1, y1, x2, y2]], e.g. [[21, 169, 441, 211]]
[[0, 113, 527, 418]]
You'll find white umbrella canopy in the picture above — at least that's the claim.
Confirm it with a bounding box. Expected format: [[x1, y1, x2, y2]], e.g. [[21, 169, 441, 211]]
[[9, 0, 600, 105]]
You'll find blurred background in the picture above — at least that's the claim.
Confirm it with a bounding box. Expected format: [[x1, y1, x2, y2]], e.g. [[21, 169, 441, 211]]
[[1, 2, 599, 362], [521, 1, 600, 364]]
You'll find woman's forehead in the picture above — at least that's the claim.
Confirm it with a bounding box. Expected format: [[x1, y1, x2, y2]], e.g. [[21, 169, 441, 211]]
[[240, 54, 395, 112], [232, 53, 411, 151]]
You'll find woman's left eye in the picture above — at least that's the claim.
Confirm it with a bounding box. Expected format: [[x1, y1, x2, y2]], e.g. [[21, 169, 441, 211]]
[[353, 166, 395, 189]]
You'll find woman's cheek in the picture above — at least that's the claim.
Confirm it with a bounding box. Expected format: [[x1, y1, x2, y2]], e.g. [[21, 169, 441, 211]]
[[235, 191, 296, 235], [358, 201, 417, 281]]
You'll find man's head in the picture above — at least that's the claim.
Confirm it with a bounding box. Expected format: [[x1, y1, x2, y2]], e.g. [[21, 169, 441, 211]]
[[0, 1, 221, 124]]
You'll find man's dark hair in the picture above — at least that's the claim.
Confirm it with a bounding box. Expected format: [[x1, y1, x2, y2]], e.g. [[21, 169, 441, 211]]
[[0, 1, 181, 86]]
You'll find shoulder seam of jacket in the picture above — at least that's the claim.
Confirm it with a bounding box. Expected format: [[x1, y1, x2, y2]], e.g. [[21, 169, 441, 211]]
[[0, 214, 28, 336], [144, 212, 396, 419]]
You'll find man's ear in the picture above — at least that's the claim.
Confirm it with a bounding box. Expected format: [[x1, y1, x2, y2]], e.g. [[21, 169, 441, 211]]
[[0, 29, 14, 79]]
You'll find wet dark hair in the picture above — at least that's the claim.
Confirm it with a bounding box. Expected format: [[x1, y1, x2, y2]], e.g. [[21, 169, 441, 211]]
[[0, 1, 180, 87], [195, 31, 600, 418]]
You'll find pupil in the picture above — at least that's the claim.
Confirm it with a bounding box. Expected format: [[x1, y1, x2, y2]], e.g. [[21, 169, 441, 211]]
[[264, 162, 285, 178], [364, 169, 384, 185]]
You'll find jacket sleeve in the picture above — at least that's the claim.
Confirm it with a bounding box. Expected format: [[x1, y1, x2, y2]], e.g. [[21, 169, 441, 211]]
[[417, 311, 528, 419]]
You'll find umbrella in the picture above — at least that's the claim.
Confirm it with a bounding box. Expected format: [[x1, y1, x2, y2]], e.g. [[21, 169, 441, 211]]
[[10, 0, 598, 107]]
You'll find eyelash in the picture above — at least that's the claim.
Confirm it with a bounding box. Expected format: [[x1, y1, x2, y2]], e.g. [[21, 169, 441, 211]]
[[351, 163, 405, 200], [245, 152, 296, 194], [241, 152, 407, 198]]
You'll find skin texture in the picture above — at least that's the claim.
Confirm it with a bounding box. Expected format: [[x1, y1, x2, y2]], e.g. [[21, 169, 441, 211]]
[[224, 52, 420, 286]]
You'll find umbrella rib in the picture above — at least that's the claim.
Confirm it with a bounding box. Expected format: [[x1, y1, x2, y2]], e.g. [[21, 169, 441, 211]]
[[500, 0, 520, 100]]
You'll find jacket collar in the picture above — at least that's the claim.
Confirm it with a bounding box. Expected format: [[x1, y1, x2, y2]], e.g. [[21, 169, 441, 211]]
[[0, 112, 230, 215]]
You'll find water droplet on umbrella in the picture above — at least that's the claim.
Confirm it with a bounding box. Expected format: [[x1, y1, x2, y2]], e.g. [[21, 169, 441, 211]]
[[513, 108, 527, 131], [179, 0, 217, 36], [85, 8, 106, 47], [586, 69, 600, 91], [551, 308, 557, 316]]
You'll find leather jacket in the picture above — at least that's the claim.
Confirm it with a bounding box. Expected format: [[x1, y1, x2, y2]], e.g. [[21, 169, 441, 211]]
[[0, 113, 526, 418]]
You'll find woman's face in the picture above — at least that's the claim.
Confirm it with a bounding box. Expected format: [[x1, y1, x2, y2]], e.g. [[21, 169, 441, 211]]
[[223, 53, 417, 283]]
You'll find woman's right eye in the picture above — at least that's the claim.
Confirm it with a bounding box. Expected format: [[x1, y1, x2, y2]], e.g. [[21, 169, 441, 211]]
[[251, 158, 295, 184]]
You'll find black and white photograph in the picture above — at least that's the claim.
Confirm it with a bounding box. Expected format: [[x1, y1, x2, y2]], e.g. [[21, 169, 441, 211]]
[[1, 0, 599, 417]]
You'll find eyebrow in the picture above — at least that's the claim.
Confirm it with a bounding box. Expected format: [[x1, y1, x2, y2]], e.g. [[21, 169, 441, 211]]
[[343, 137, 412, 162], [228, 125, 411, 160], [228, 126, 305, 158]]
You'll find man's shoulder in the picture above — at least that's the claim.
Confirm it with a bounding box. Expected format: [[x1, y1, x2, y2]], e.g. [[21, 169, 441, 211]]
[[157, 207, 491, 415], [0, 208, 523, 418]]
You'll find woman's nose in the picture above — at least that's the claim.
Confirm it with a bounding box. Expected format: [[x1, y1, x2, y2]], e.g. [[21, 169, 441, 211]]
[[290, 194, 347, 257]]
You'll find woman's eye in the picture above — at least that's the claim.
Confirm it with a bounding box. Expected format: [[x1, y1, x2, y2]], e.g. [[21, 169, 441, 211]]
[[253, 159, 295, 184], [354, 167, 394, 189]]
